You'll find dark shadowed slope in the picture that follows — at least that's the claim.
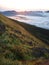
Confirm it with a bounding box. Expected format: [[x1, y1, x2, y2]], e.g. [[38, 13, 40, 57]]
[[0, 14, 49, 65], [14, 21, 49, 45]]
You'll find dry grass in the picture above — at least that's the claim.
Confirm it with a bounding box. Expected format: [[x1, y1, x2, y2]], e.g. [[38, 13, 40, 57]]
[[0, 14, 49, 65]]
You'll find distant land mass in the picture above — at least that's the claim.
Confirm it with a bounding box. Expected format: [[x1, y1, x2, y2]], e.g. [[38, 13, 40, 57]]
[[18, 11, 45, 17], [0, 10, 49, 17], [45, 11, 49, 13], [0, 10, 17, 16]]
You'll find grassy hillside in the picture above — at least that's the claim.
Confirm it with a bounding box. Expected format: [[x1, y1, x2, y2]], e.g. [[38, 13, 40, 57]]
[[14, 20, 49, 45], [0, 14, 49, 65]]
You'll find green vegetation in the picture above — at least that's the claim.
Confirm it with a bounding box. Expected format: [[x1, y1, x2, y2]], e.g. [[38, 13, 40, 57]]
[[0, 14, 49, 65]]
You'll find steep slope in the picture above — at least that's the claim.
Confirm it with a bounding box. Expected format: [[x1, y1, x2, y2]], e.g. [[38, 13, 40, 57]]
[[15, 21, 49, 45], [0, 14, 49, 65]]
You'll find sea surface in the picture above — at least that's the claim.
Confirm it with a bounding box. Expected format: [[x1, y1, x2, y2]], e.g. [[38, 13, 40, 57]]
[[7, 12, 49, 30]]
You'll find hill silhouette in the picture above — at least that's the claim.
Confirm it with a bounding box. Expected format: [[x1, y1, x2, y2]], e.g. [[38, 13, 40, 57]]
[[0, 10, 17, 16]]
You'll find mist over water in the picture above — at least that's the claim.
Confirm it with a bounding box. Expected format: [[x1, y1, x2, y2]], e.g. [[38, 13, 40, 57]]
[[8, 12, 49, 30]]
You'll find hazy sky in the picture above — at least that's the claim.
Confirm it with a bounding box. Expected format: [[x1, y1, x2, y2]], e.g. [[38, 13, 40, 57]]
[[0, 0, 49, 11]]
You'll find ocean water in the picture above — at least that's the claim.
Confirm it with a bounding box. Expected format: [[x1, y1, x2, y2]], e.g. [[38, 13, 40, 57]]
[[8, 12, 49, 30]]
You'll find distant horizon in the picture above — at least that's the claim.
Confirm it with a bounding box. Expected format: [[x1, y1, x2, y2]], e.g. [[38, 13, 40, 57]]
[[0, 9, 49, 12]]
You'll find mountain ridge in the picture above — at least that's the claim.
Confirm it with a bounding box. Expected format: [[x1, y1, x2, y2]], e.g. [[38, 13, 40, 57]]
[[0, 10, 17, 16], [0, 10, 47, 17]]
